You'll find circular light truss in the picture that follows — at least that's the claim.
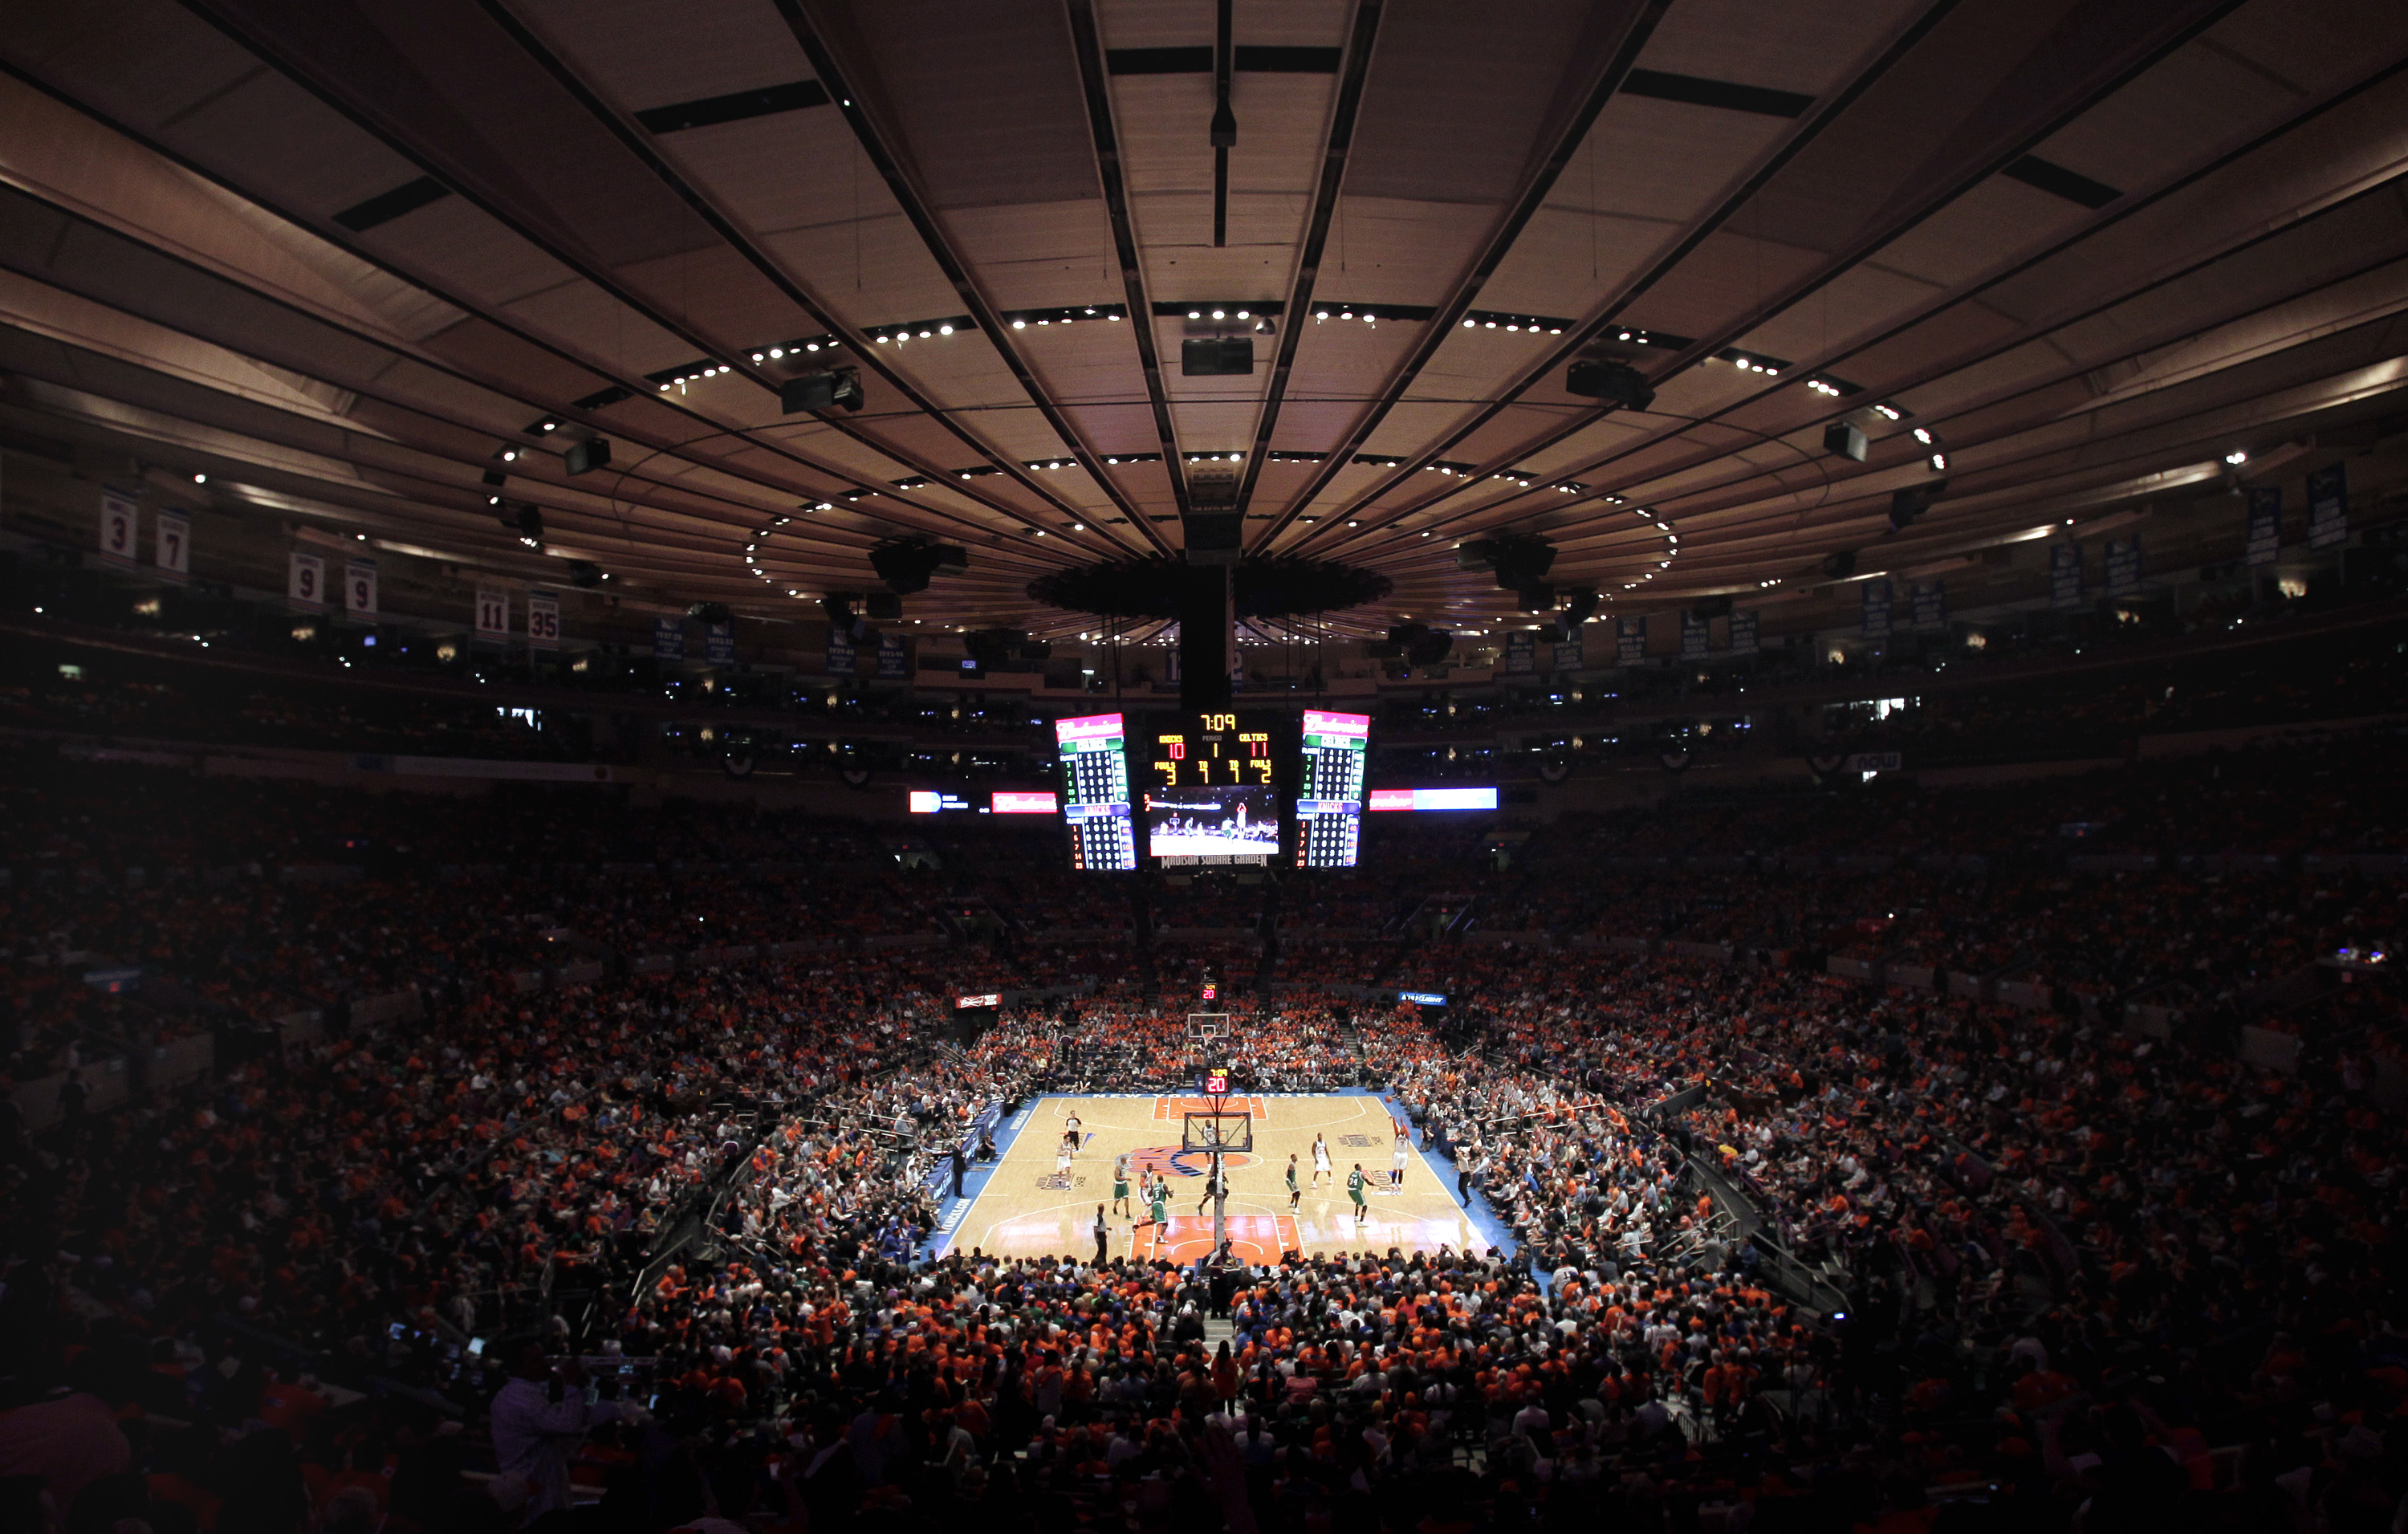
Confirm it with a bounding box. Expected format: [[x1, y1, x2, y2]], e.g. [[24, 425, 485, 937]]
[[740, 501, 837, 599]]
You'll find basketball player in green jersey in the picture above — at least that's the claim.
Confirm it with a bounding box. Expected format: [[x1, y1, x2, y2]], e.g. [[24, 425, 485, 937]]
[[1348, 1163, 1368, 1224], [1147, 1182, 1170, 1252], [1285, 1153, 1301, 1211], [1112, 1152, 1133, 1217]]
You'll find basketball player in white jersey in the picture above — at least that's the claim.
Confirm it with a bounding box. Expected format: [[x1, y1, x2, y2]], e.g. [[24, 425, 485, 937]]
[[1391, 1128, 1409, 1187], [1312, 1133, 1332, 1188]]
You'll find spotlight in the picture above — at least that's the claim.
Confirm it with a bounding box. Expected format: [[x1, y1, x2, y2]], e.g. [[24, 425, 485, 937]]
[[1564, 360, 1654, 410], [779, 368, 864, 414], [1822, 422, 1867, 462]]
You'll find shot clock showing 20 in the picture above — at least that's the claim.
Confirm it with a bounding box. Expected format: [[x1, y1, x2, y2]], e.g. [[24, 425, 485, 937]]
[[1145, 711, 1281, 866]]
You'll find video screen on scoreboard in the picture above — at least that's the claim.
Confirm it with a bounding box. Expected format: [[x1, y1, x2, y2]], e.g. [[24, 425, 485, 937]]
[[1054, 713, 1136, 871], [1146, 785, 1281, 865], [1296, 709, 1369, 869], [1147, 711, 1279, 866]]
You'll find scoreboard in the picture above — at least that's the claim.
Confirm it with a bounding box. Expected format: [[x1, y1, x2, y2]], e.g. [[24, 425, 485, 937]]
[[1145, 711, 1280, 866], [1051, 707, 1375, 872], [1295, 709, 1369, 868], [1055, 713, 1137, 870]]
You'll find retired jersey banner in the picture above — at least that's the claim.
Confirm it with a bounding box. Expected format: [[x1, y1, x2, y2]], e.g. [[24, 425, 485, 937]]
[[653, 616, 685, 661], [154, 509, 190, 582], [1861, 579, 1893, 641], [1910, 580, 1946, 634], [877, 633, 909, 679], [2245, 486, 2282, 566], [2105, 535, 2142, 597], [1680, 612, 1709, 660], [2307, 462, 2348, 550], [2048, 540, 2084, 608], [474, 588, 510, 641], [343, 559, 377, 619], [287, 551, 326, 612], [1728, 610, 1758, 655], [98, 490, 140, 568], [1615, 616, 1647, 666], [527, 590, 561, 650], [1504, 630, 1536, 673]]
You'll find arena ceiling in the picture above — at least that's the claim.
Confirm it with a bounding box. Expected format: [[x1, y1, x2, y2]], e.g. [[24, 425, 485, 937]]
[[2, 0, 2407, 640]]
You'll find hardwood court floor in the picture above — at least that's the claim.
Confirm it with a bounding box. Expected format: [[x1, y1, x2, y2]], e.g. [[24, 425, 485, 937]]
[[950, 1093, 1481, 1264]]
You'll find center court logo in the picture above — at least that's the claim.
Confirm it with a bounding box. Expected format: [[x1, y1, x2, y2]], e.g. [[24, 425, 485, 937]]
[[1126, 1144, 1258, 1180]]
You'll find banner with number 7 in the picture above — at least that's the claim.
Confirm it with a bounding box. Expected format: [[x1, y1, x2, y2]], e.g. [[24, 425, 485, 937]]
[[155, 510, 190, 582]]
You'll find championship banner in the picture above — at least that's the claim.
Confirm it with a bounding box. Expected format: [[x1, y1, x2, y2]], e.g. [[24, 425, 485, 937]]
[[2105, 535, 2142, 597], [826, 626, 856, 676], [1910, 580, 1946, 634], [288, 551, 326, 612], [653, 616, 685, 661], [705, 621, 736, 665], [474, 588, 510, 641], [1728, 610, 1758, 655], [1552, 638, 1583, 671], [2048, 541, 2084, 608], [343, 559, 377, 619], [98, 490, 140, 569], [1504, 631, 1536, 673], [1680, 612, 1709, 660], [1615, 616, 1647, 665], [2307, 462, 2348, 550], [154, 509, 190, 582], [2245, 486, 2281, 566], [527, 590, 561, 650], [877, 633, 909, 679], [1861, 578, 1893, 641]]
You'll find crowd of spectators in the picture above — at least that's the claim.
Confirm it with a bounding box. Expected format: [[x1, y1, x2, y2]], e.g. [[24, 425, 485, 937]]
[[6, 716, 2408, 1533]]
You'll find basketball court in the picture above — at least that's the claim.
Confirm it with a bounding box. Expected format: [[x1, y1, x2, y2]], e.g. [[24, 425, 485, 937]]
[[940, 1090, 1483, 1263]]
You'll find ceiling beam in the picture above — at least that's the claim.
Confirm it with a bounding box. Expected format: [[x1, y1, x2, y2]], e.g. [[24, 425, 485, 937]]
[[1310, 0, 2244, 551], [764, 0, 1175, 558], [1245, 0, 1674, 552], [1224, 0, 1384, 520]]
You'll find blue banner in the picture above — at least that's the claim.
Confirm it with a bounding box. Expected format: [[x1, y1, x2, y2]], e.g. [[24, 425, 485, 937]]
[[705, 621, 737, 665], [1615, 616, 1646, 665], [826, 627, 856, 676], [1680, 612, 1709, 659], [2246, 486, 2281, 566], [1911, 580, 1946, 633], [877, 633, 908, 679], [1727, 610, 1757, 655], [1552, 638, 1583, 671], [652, 616, 685, 661], [2105, 535, 2142, 597], [1504, 630, 1536, 673], [2048, 541, 2084, 608], [1861, 579, 1893, 640], [2307, 462, 2347, 550]]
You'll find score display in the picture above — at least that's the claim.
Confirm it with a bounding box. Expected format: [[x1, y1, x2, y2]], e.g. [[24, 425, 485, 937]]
[[1295, 709, 1370, 868], [1146, 712, 1280, 866], [1055, 713, 1137, 870]]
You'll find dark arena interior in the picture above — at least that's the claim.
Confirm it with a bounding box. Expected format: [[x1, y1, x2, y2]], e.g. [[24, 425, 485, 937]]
[[9, 2, 2408, 1531]]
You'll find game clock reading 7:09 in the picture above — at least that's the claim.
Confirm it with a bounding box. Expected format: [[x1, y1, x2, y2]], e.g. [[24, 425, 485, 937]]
[[1152, 714, 1273, 787]]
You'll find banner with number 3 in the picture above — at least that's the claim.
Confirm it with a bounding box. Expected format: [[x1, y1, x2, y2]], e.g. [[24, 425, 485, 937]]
[[98, 490, 140, 568]]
